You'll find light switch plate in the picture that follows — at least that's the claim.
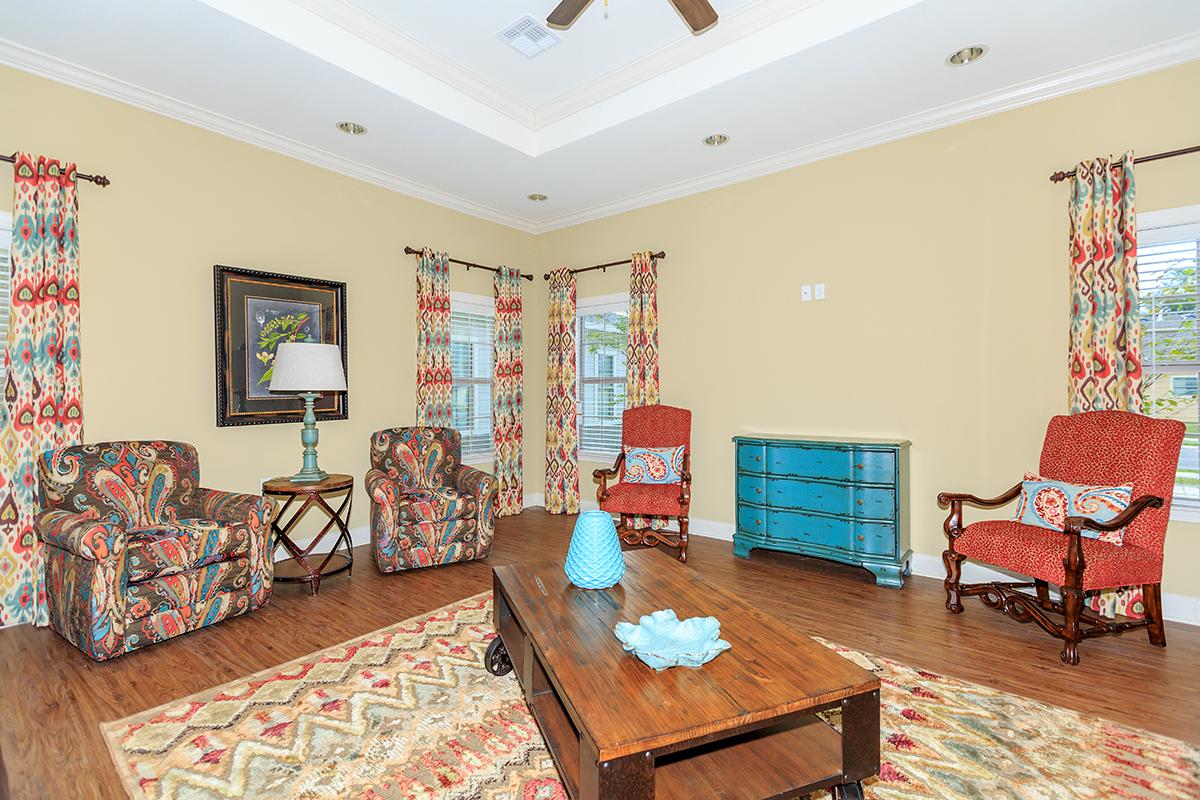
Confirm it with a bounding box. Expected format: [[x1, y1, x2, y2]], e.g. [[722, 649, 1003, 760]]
[[815, 283, 826, 300], [801, 285, 812, 302]]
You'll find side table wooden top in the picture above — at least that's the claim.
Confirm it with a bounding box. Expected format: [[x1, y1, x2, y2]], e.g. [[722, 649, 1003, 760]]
[[263, 474, 354, 494]]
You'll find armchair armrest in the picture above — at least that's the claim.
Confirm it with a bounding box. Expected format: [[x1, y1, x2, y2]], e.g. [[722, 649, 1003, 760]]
[[937, 482, 1022, 541], [34, 510, 125, 561], [937, 483, 1023, 509], [593, 451, 625, 504], [195, 488, 276, 529], [456, 464, 499, 503], [1064, 494, 1164, 535], [366, 468, 401, 506]]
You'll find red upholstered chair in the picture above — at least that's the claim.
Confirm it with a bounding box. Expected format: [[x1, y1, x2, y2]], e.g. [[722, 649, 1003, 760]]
[[594, 405, 692, 561], [938, 411, 1184, 665]]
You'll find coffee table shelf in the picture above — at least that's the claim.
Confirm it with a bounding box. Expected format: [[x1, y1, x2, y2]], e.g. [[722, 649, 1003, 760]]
[[488, 550, 879, 800]]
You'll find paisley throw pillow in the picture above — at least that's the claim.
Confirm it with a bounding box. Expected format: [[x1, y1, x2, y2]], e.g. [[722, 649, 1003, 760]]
[[622, 446, 686, 485], [1012, 472, 1132, 545]]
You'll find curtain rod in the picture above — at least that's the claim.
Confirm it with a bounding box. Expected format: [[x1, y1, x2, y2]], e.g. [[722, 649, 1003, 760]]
[[542, 251, 666, 281], [1, 152, 111, 187], [1048, 145, 1200, 183], [404, 246, 533, 281]]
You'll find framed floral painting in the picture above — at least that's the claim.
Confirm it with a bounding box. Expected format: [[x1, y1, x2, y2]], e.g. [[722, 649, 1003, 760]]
[[214, 265, 348, 426]]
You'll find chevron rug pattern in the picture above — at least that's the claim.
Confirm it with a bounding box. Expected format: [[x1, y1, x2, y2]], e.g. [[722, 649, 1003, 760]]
[[103, 593, 1200, 800]]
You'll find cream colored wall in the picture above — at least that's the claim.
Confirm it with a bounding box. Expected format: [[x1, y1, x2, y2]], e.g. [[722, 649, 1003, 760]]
[[0, 66, 540, 532], [532, 60, 1200, 599], [4, 58, 1199, 599]]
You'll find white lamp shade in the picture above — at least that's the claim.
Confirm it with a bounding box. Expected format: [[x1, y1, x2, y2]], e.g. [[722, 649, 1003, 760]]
[[269, 342, 347, 392]]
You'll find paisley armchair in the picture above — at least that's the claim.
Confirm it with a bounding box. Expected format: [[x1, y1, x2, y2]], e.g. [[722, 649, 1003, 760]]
[[36, 441, 275, 661], [367, 427, 499, 573]]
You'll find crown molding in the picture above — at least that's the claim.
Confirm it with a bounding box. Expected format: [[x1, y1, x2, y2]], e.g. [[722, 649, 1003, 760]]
[[0, 37, 541, 233], [531, 0, 822, 126], [288, 0, 535, 128], [530, 31, 1200, 233]]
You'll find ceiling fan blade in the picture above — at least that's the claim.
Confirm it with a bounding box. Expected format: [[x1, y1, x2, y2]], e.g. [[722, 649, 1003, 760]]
[[547, 0, 594, 29], [669, 0, 718, 33]]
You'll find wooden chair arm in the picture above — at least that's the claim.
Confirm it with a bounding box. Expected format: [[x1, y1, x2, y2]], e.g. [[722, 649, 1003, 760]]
[[1064, 494, 1164, 535], [937, 483, 1023, 509], [594, 451, 625, 504]]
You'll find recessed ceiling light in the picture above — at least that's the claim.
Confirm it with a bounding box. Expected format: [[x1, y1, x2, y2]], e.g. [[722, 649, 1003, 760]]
[[945, 45, 988, 66], [703, 134, 730, 147], [336, 121, 367, 135], [528, 193, 548, 202]]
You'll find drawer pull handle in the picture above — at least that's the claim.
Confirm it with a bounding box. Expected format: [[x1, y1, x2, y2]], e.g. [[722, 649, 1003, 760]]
[[856, 499, 864, 506], [855, 463, 864, 470], [756, 519, 762, 525], [755, 455, 762, 462], [755, 487, 762, 494], [857, 534, 865, 542]]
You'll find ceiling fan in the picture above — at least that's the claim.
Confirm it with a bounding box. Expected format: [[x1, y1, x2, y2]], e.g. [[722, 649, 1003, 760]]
[[547, 0, 718, 35]]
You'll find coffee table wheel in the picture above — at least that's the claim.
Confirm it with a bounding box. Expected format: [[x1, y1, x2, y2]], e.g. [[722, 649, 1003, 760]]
[[485, 638, 513, 676], [831, 781, 865, 800]]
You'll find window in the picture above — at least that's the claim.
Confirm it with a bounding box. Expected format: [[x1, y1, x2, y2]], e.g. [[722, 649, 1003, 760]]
[[577, 294, 628, 458], [450, 293, 493, 463], [0, 212, 9, 385], [1140, 204, 1200, 508]]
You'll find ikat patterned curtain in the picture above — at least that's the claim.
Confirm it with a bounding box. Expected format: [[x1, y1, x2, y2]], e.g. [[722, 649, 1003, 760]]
[[0, 154, 85, 626], [1067, 152, 1144, 619], [545, 268, 579, 514], [415, 249, 453, 427], [492, 266, 524, 516], [626, 251, 661, 408]]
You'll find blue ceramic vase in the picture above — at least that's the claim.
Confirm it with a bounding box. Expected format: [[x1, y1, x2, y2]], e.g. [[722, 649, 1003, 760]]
[[564, 510, 625, 589]]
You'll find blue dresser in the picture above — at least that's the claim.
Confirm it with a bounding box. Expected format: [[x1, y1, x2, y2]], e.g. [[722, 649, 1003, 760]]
[[732, 434, 912, 587]]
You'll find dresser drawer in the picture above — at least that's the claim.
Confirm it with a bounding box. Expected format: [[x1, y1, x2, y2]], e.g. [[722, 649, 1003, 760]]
[[852, 485, 896, 520], [766, 477, 849, 517], [767, 509, 851, 551], [853, 521, 897, 557], [737, 442, 766, 472], [737, 504, 765, 534], [766, 444, 853, 480], [852, 449, 896, 484], [737, 474, 767, 503]]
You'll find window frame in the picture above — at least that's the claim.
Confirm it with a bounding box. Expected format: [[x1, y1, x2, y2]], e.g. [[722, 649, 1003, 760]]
[[576, 292, 629, 462], [449, 291, 495, 466], [1138, 204, 1200, 522]]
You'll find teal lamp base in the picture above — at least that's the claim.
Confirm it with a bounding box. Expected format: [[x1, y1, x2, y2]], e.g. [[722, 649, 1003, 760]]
[[290, 392, 328, 483]]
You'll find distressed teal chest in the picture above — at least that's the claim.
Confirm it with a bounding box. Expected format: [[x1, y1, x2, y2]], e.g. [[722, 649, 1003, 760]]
[[732, 434, 912, 587]]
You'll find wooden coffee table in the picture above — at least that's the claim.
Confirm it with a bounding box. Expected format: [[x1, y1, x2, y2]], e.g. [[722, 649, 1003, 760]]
[[486, 549, 880, 800]]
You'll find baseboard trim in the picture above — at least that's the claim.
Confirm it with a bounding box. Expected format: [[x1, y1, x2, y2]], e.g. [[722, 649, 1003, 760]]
[[520, 498, 1199, 626]]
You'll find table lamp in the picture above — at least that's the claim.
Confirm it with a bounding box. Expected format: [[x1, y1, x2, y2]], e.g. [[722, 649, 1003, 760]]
[[269, 342, 347, 482]]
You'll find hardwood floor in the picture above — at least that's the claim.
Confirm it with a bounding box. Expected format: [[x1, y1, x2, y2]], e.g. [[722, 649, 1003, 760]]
[[1, 508, 1197, 799]]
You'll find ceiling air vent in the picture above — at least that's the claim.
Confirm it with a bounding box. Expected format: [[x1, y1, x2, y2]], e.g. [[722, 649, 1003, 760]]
[[496, 15, 561, 59]]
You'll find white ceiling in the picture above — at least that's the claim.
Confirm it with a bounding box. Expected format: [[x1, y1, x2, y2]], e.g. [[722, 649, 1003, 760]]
[[1, 0, 1199, 233]]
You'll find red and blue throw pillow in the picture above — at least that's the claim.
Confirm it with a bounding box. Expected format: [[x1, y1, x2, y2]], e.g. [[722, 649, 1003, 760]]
[[622, 445, 686, 485], [1012, 472, 1132, 545]]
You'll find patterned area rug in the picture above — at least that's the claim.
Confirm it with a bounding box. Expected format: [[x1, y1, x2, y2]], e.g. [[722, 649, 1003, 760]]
[[103, 593, 1200, 800]]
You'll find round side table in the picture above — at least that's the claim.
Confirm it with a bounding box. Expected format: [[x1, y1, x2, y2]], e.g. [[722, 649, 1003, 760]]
[[263, 473, 354, 595]]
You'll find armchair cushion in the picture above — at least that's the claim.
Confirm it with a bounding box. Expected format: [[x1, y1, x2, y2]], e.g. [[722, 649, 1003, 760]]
[[125, 519, 252, 582], [1013, 473, 1132, 545], [599, 482, 686, 517], [955, 520, 1163, 590], [126, 557, 251, 621], [622, 445, 685, 485]]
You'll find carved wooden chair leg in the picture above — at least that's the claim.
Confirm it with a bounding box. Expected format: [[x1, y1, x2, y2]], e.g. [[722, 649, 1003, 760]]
[[1144, 582, 1167, 647], [942, 549, 964, 613], [678, 517, 689, 563], [1060, 587, 1083, 665], [1034, 579, 1054, 610], [618, 513, 630, 534]]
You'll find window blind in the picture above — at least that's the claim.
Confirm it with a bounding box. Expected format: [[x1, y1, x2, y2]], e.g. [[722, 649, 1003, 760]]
[[1141, 234, 1200, 504], [578, 310, 627, 457], [450, 308, 494, 462]]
